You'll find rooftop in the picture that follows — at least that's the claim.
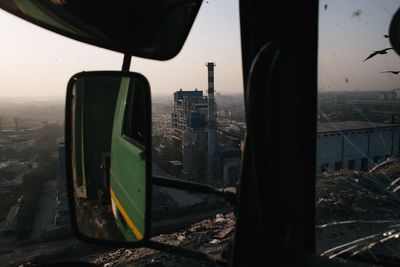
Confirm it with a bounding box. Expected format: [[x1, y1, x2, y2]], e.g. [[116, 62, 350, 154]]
[[318, 121, 400, 133]]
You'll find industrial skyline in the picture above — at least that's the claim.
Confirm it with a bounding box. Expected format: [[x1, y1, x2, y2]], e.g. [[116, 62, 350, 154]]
[[155, 62, 242, 185], [1, 1, 399, 98]]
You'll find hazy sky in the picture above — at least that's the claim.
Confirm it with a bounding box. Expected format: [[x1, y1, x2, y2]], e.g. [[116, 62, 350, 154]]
[[0, 0, 243, 98], [319, 0, 400, 92], [0, 1, 399, 98]]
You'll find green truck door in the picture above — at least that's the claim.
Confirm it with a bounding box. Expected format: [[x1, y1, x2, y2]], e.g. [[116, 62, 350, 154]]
[[110, 77, 146, 241]]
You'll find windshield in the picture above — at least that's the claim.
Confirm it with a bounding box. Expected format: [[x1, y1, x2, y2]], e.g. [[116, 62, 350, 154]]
[[0, 1, 243, 266], [316, 0, 400, 264]]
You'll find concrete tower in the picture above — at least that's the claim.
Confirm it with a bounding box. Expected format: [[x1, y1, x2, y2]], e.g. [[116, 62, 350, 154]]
[[206, 62, 217, 178]]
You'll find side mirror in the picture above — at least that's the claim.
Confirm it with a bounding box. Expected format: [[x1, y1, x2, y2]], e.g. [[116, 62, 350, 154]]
[[0, 1, 202, 60], [390, 8, 400, 56], [65, 71, 152, 244]]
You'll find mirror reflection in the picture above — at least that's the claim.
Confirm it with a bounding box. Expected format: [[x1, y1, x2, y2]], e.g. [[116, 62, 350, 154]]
[[68, 72, 150, 242]]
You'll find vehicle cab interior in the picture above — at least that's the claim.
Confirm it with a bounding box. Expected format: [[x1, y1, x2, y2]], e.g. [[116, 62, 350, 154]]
[[0, 0, 400, 267]]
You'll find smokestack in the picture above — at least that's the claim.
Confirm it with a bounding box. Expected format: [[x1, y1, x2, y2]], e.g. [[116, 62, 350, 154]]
[[0, 116, 2, 132], [206, 62, 217, 177]]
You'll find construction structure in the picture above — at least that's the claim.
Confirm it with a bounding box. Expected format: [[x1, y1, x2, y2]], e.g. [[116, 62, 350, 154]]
[[169, 62, 241, 186], [171, 89, 208, 180]]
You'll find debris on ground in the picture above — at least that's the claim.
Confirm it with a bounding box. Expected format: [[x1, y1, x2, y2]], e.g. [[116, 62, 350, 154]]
[[87, 213, 235, 266], [12, 159, 400, 266], [316, 159, 400, 261], [316, 168, 400, 225]]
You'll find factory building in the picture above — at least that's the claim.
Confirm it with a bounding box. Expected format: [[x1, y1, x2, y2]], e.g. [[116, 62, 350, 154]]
[[171, 89, 208, 180], [317, 121, 400, 172], [218, 146, 241, 186], [171, 89, 208, 143], [379, 88, 400, 100], [171, 89, 207, 179], [14, 117, 19, 132], [170, 62, 241, 185]]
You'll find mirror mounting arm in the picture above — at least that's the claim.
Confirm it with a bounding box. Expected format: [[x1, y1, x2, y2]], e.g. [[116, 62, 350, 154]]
[[122, 54, 132, 71], [152, 175, 236, 205]]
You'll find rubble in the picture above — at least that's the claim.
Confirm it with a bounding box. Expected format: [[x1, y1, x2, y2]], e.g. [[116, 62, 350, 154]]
[[316, 168, 400, 225], [368, 158, 398, 173], [87, 213, 235, 266], [15, 160, 400, 265], [74, 198, 124, 240], [316, 159, 400, 261]]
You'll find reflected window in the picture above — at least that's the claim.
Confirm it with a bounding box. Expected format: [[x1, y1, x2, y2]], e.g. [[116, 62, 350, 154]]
[[122, 82, 146, 146]]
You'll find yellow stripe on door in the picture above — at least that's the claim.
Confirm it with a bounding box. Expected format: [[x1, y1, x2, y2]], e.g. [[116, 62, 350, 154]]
[[110, 188, 144, 240]]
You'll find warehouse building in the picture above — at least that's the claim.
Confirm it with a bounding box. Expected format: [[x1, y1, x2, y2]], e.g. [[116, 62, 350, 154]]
[[317, 121, 400, 172]]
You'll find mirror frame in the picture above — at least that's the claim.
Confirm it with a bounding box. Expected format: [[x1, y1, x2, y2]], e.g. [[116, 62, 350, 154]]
[[390, 8, 400, 56], [65, 71, 152, 247], [0, 1, 203, 60]]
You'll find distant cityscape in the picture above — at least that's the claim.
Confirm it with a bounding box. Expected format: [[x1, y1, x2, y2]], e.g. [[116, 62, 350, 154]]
[[1, 73, 398, 247], [0, 99, 68, 243], [0, 76, 246, 244]]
